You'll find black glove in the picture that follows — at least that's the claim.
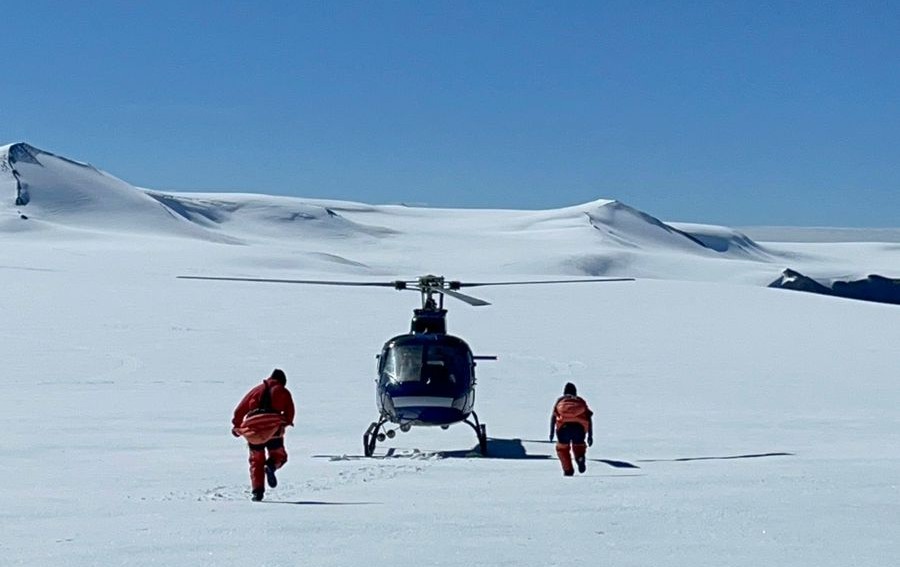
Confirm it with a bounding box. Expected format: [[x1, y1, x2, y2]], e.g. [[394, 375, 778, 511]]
[[549, 432, 554, 442], [231, 427, 240, 438], [587, 435, 593, 447]]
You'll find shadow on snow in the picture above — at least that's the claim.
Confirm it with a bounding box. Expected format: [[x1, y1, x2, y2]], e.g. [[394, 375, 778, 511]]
[[313, 438, 641, 468], [313, 440, 791, 468], [637, 452, 794, 463], [513, 438, 639, 468], [262, 500, 377, 506]]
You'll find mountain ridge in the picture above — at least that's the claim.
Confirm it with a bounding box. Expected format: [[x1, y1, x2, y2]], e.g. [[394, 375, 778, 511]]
[[4, 142, 896, 297], [2, 142, 760, 256]]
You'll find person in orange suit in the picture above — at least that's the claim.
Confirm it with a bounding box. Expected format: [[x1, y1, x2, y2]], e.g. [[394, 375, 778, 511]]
[[232, 368, 295, 501], [550, 382, 593, 476]]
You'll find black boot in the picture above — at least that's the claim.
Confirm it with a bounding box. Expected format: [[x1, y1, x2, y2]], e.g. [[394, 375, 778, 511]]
[[265, 464, 278, 488], [251, 489, 264, 502], [576, 457, 587, 474]]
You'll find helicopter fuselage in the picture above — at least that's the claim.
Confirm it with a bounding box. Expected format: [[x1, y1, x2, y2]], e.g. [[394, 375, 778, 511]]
[[376, 333, 476, 426]]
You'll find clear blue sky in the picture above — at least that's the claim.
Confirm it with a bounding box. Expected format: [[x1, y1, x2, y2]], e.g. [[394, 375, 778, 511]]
[[2, 1, 898, 227]]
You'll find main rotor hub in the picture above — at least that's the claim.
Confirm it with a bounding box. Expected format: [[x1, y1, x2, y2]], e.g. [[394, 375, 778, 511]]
[[416, 275, 446, 312], [419, 274, 445, 289]]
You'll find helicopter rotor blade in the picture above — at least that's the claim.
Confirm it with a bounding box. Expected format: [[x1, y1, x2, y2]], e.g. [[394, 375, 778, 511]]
[[176, 275, 634, 302], [176, 275, 401, 287], [437, 287, 492, 307], [456, 277, 635, 288]]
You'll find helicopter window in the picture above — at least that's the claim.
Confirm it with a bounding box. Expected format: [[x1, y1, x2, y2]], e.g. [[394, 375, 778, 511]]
[[382, 343, 472, 387], [424, 345, 471, 385], [383, 345, 424, 384], [424, 360, 453, 385]]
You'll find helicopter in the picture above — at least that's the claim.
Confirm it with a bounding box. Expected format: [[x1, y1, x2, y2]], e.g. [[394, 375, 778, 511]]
[[178, 273, 633, 457]]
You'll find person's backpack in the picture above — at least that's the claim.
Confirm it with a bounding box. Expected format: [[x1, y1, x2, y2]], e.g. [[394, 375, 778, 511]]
[[246, 381, 274, 417], [236, 381, 284, 443]]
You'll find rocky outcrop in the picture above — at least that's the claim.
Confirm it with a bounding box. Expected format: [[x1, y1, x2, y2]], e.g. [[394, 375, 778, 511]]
[[769, 269, 900, 306]]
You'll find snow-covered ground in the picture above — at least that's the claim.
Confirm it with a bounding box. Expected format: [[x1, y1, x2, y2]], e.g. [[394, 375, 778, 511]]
[[2, 142, 898, 566]]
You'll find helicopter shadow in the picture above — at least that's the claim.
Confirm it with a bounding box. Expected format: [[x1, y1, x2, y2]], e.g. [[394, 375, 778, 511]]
[[262, 500, 377, 506], [439, 438, 641, 469], [313, 438, 639, 469]]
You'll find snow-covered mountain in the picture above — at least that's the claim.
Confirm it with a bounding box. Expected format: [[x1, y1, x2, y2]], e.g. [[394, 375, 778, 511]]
[[6, 142, 895, 289]]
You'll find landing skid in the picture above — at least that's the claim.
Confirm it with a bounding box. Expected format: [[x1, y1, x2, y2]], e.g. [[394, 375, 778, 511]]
[[362, 413, 488, 457], [464, 411, 489, 456], [363, 416, 389, 457]]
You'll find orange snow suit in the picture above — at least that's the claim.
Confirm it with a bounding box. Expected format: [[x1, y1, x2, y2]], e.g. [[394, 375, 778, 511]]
[[551, 395, 593, 476], [553, 395, 592, 433], [232, 377, 295, 494]]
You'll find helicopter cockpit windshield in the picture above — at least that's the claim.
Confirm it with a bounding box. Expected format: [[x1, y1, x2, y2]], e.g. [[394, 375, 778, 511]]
[[382, 342, 472, 393], [383, 345, 424, 384]]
